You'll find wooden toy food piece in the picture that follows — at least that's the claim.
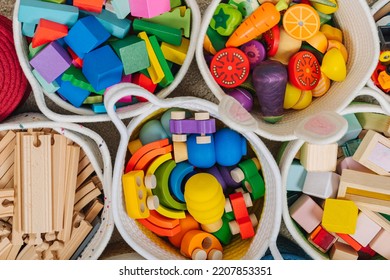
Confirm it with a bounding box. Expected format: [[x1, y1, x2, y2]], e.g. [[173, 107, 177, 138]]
[[180, 230, 223, 260], [288, 51, 321, 91], [283, 4, 320, 41], [228, 0, 260, 19], [269, 26, 302, 65], [184, 173, 225, 233], [240, 40, 266, 69], [210, 3, 242, 37], [210, 47, 250, 89], [252, 59, 288, 123], [321, 48, 347, 82]]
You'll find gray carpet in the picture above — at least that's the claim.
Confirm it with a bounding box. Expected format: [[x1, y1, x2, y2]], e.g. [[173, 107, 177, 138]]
[[0, 0, 378, 259]]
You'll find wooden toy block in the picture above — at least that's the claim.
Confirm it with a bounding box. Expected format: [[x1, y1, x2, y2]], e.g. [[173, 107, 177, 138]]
[[336, 157, 374, 176], [125, 138, 170, 173], [0, 189, 14, 218], [352, 130, 390, 176], [89, 8, 131, 39], [32, 69, 60, 93], [83, 95, 103, 104], [64, 16, 110, 59], [180, 230, 223, 260], [322, 198, 358, 234], [74, 181, 96, 204], [349, 211, 381, 247], [77, 153, 90, 174], [28, 42, 46, 59], [32, 18, 68, 48], [30, 41, 72, 83], [286, 160, 307, 192], [329, 241, 358, 260], [22, 22, 37, 38], [0, 133, 15, 180], [289, 194, 323, 234], [144, 7, 191, 38], [67, 47, 83, 68], [369, 228, 390, 259], [18, 0, 79, 25], [122, 170, 159, 219], [341, 138, 362, 157], [337, 114, 362, 145], [358, 205, 390, 233], [302, 171, 340, 199], [74, 186, 101, 212], [355, 112, 390, 137], [129, 0, 171, 19], [172, 141, 188, 163], [0, 238, 12, 260], [84, 199, 104, 223], [161, 38, 189, 66], [169, 161, 194, 203], [168, 213, 200, 248], [230, 158, 265, 200], [337, 169, 390, 215], [76, 163, 95, 188], [308, 225, 338, 253], [138, 216, 181, 237], [57, 79, 91, 108], [82, 45, 123, 91], [73, 0, 104, 13], [337, 233, 363, 252], [57, 144, 81, 242], [153, 160, 186, 211], [111, 0, 130, 19], [12, 133, 24, 246], [110, 36, 150, 75], [149, 35, 175, 88], [70, 217, 101, 259], [132, 73, 158, 94], [137, 32, 165, 84], [155, 204, 186, 219], [300, 142, 338, 172], [62, 66, 104, 94], [133, 19, 182, 46]]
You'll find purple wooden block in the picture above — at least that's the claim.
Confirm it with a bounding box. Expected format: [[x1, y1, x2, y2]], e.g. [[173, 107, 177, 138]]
[[201, 165, 227, 191], [217, 164, 241, 189], [30, 41, 72, 83], [169, 119, 216, 134]]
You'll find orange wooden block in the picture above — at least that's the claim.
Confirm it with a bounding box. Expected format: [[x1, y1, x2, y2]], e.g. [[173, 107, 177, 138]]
[[133, 145, 172, 171], [73, 0, 104, 13], [147, 210, 179, 229], [180, 230, 223, 260], [137, 218, 181, 237], [125, 138, 169, 173], [168, 214, 200, 248], [337, 233, 363, 251], [32, 19, 68, 48]]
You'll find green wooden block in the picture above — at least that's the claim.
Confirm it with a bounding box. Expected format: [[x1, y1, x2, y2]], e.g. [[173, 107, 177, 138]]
[[341, 138, 362, 157], [143, 8, 191, 38], [83, 95, 103, 104], [206, 26, 227, 53], [61, 65, 104, 94], [149, 36, 174, 88], [110, 36, 150, 75], [170, 0, 181, 8], [28, 42, 46, 59], [133, 19, 182, 46]]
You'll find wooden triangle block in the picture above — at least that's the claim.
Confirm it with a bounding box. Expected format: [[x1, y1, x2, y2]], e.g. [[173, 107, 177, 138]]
[[32, 19, 68, 48]]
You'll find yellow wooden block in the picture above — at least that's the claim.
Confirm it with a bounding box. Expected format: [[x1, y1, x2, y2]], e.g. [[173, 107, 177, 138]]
[[156, 204, 186, 219], [161, 38, 189, 65], [128, 139, 143, 155], [137, 31, 165, 84], [322, 198, 358, 234], [122, 170, 150, 219]]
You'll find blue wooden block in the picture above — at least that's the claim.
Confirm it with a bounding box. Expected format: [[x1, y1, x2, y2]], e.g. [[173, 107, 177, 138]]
[[18, 0, 79, 25], [57, 78, 91, 107], [337, 114, 363, 145], [286, 159, 307, 192], [111, 0, 131, 19], [90, 103, 116, 113], [64, 15, 110, 58], [85, 9, 132, 39], [82, 45, 123, 92], [22, 22, 36, 37]]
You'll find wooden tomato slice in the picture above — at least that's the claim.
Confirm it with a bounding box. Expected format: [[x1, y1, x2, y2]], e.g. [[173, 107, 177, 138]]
[[288, 51, 321, 90], [210, 47, 250, 88], [262, 25, 280, 57]]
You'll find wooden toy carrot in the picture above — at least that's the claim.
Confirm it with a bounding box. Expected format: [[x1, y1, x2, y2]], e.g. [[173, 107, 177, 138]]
[[225, 1, 288, 48]]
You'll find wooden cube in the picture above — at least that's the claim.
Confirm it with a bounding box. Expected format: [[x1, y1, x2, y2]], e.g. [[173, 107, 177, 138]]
[[303, 171, 340, 199], [308, 225, 337, 253], [369, 228, 390, 259], [286, 160, 307, 192], [300, 143, 338, 172], [329, 241, 358, 260], [289, 194, 323, 234], [337, 114, 362, 145], [350, 211, 381, 247], [322, 198, 358, 234]]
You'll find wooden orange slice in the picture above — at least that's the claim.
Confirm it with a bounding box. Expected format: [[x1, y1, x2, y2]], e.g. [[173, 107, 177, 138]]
[[283, 4, 320, 41]]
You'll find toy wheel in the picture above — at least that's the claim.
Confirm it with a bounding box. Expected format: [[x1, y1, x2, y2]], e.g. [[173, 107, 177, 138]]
[[171, 111, 186, 120], [210, 47, 250, 88], [147, 195, 159, 210], [194, 112, 209, 120], [196, 135, 211, 144], [262, 25, 280, 57], [192, 249, 207, 260], [208, 249, 223, 260], [172, 134, 187, 142], [283, 4, 320, 41], [144, 174, 157, 189], [288, 51, 321, 90]]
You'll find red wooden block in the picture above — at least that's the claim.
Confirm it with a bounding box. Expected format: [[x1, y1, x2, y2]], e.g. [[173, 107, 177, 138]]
[[337, 233, 363, 251], [358, 244, 377, 260], [229, 192, 249, 220], [133, 73, 158, 102], [73, 0, 104, 13], [308, 225, 337, 253], [68, 47, 83, 68], [138, 218, 181, 237], [32, 19, 68, 48]]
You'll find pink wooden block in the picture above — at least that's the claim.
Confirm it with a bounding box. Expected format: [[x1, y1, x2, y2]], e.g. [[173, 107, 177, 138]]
[[104, 74, 133, 103], [369, 228, 390, 259], [302, 171, 340, 199], [336, 157, 374, 175], [130, 0, 171, 18], [350, 211, 381, 247], [289, 194, 323, 234]]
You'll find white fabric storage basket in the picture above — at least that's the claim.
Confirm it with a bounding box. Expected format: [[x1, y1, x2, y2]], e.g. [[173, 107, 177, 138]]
[[0, 113, 113, 260], [13, 0, 201, 123], [196, 0, 380, 141], [105, 83, 282, 260], [366, 0, 390, 106], [278, 87, 390, 260]]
